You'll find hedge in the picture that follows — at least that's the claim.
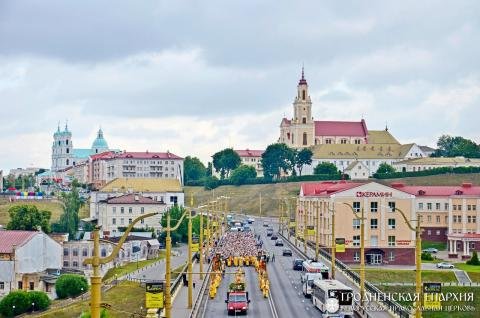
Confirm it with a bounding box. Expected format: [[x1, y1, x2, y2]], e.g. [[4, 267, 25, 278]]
[[373, 166, 480, 179], [0, 290, 51, 317], [55, 274, 89, 299]]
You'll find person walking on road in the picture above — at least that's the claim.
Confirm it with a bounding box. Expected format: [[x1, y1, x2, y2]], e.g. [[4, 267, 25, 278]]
[[272, 253, 275, 262]]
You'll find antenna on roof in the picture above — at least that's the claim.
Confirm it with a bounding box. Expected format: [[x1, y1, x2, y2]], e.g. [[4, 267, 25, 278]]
[[385, 121, 389, 131]]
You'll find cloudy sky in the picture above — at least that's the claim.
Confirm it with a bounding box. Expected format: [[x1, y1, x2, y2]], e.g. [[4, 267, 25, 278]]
[[1, 0, 479, 172]]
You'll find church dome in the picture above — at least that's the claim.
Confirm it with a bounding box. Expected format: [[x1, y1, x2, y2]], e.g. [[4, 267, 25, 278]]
[[91, 128, 109, 152]]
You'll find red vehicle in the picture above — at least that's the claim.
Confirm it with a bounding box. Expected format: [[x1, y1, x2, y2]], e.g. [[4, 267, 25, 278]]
[[225, 291, 250, 315]]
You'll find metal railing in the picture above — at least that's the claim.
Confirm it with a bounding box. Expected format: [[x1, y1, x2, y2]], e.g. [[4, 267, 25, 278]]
[[280, 233, 411, 318], [189, 262, 213, 318]]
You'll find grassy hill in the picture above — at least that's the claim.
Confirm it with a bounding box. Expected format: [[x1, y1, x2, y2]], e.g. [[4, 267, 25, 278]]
[[0, 199, 89, 227], [184, 173, 480, 216]]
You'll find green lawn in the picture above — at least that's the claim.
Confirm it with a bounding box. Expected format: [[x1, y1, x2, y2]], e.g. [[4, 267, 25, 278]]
[[468, 272, 480, 283], [30, 281, 145, 318], [377, 285, 480, 318], [351, 269, 457, 283], [422, 241, 447, 251], [102, 251, 165, 282], [454, 263, 480, 273]]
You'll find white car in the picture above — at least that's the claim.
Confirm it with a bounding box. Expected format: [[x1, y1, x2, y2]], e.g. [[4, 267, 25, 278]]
[[436, 262, 454, 269]]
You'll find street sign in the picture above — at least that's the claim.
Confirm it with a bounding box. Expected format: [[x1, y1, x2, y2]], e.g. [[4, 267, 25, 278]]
[[145, 282, 164, 309], [423, 282, 441, 310], [306, 225, 315, 236], [335, 238, 345, 253]]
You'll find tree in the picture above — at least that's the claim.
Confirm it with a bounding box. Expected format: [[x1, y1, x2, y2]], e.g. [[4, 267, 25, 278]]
[[55, 274, 89, 299], [295, 148, 313, 176], [313, 162, 339, 175], [467, 251, 480, 265], [261, 143, 296, 180], [230, 165, 257, 185], [212, 148, 241, 179], [159, 205, 203, 244], [52, 187, 83, 239], [376, 163, 396, 174], [204, 176, 219, 190], [28, 291, 51, 311], [434, 135, 480, 158], [206, 162, 213, 177], [183, 156, 206, 184], [0, 291, 30, 317], [6, 205, 52, 233]]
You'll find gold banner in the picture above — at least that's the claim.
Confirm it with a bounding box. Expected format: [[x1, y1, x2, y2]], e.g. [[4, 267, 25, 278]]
[[146, 283, 164, 309], [204, 229, 210, 238], [423, 293, 441, 310], [191, 243, 199, 252], [335, 238, 346, 253], [306, 229, 315, 236]]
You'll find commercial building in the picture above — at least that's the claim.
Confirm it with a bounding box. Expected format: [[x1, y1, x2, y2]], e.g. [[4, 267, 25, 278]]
[[235, 149, 264, 177], [296, 181, 480, 265], [89, 178, 184, 235], [393, 156, 480, 173], [0, 230, 62, 297]]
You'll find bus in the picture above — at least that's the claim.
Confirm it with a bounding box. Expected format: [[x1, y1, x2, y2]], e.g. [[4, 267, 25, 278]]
[[301, 260, 329, 280], [311, 279, 353, 318]]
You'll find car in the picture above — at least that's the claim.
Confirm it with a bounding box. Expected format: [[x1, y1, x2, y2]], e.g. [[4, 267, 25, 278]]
[[263, 221, 269, 227], [282, 248, 292, 256], [247, 217, 255, 224], [436, 262, 454, 269], [243, 226, 251, 232], [271, 234, 278, 240], [275, 239, 284, 246], [422, 248, 438, 254], [230, 227, 239, 232], [293, 259, 303, 270]]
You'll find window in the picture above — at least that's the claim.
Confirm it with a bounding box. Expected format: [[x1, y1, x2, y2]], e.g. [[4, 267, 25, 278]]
[[436, 203, 441, 210], [353, 235, 360, 247], [302, 89, 306, 100], [418, 203, 424, 210], [73, 248, 78, 256], [355, 139, 361, 144], [170, 196, 178, 204], [302, 117, 307, 124], [18, 281, 23, 290], [121, 207, 125, 214], [370, 202, 378, 212], [445, 216, 448, 224], [370, 218, 378, 229], [389, 251, 395, 261], [427, 230, 431, 235], [82, 248, 88, 257], [63, 261, 69, 267], [388, 236, 396, 246], [473, 205, 477, 211], [73, 261, 78, 267], [436, 230, 441, 236], [112, 218, 116, 225], [129, 207, 133, 214], [445, 203, 449, 210], [121, 218, 124, 225], [341, 139, 347, 144], [436, 216, 440, 223], [0, 282, 4, 290], [473, 216, 477, 223], [101, 248, 107, 257], [353, 202, 360, 213], [66, 148, 69, 154], [66, 159, 69, 165], [29, 282, 34, 290], [113, 207, 116, 214], [303, 132, 308, 145], [370, 235, 378, 246], [388, 219, 396, 229], [129, 218, 132, 224], [353, 252, 360, 261], [63, 248, 69, 256], [458, 205, 463, 211], [427, 203, 432, 210], [352, 219, 360, 229], [141, 219, 145, 224], [141, 207, 145, 214], [388, 202, 396, 212], [427, 215, 432, 223], [326, 139, 332, 144]]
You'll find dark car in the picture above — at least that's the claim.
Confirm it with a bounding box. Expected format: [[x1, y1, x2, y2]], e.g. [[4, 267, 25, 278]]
[[283, 248, 292, 256], [271, 234, 278, 240], [293, 259, 303, 270], [275, 239, 284, 246]]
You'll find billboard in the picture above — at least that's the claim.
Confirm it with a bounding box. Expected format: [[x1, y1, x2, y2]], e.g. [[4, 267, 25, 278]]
[[146, 282, 164, 309]]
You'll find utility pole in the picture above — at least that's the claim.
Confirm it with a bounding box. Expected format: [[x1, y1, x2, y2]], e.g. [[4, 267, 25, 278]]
[[199, 205, 204, 280], [259, 192, 262, 217], [330, 203, 336, 279], [187, 194, 193, 308], [303, 200, 307, 255], [315, 201, 319, 262]]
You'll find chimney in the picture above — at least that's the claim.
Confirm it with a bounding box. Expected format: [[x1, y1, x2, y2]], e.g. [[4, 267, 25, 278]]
[[134, 195, 139, 201], [462, 182, 472, 188]]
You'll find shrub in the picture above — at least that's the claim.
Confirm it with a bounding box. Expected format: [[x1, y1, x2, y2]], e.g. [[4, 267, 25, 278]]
[[421, 252, 434, 261], [55, 274, 89, 299], [29, 291, 51, 311], [80, 308, 110, 318], [0, 290, 30, 317], [466, 251, 480, 265]]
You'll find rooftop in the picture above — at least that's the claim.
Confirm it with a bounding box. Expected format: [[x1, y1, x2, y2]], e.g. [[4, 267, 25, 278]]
[[100, 178, 182, 193], [0, 230, 37, 253], [314, 119, 367, 137], [394, 156, 480, 165], [301, 181, 363, 197], [235, 149, 264, 157], [367, 130, 400, 144], [311, 143, 415, 159], [113, 151, 183, 160], [103, 193, 164, 204], [391, 182, 480, 196]]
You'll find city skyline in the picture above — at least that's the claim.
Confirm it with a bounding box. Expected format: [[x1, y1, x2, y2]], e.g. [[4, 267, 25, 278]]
[[1, 1, 479, 171]]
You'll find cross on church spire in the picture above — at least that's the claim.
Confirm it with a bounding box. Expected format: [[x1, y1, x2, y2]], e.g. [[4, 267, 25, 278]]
[[299, 65, 307, 85]]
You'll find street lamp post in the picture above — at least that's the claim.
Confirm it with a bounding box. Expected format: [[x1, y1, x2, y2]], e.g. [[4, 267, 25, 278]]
[[343, 203, 365, 307], [83, 212, 158, 318], [328, 203, 336, 280], [394, 207, 423, 318]]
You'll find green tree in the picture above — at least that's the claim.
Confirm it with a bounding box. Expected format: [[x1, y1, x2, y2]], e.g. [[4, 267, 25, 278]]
[[159, 205, 202, 244], [295, 148, 313, 176], [52, 187, 83, 239], [376, 163, 396, 174], [261, 143, 295, 180], [230, 165, 257, 185], [203, 175, 219, 190], [467, 251, 480, 265], [434, 135, 480, 158], [212, 148, 241, 179], [28, 291, 51, 311], [55, 274, 89, 299], [313, 162, 339, 175], [206, 162, 213, 177], [0, 291, 30, 317], [184, 156, 207, 184], [6, 205, 52, 233]]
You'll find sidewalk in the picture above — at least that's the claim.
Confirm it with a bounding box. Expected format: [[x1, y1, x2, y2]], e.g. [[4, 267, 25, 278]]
[[170, 261, 205, 318]]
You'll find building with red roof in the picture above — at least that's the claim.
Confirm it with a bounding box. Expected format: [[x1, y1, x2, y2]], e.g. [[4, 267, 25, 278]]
[[235, 149, 265, 176], [295, 181, 480, 265]]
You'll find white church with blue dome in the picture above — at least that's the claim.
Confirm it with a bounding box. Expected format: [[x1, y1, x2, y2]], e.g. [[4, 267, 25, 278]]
[[51, 123, 111, 173]]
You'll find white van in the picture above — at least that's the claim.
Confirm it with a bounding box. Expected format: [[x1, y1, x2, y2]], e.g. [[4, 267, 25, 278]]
[[302, 272, 324, 297]]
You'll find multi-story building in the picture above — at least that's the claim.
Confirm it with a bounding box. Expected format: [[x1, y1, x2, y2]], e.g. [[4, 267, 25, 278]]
[[88, 151, 184, 189], [296, 181, 480, 265], [8, 167, 43, 179], [0, 230, 62, 297], [393, 156, 480, 173], [235, 149, 264, 177], [89, 178, 184, 235]]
